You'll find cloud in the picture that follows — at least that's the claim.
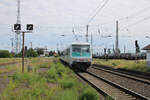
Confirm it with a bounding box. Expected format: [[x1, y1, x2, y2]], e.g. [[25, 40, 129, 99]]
[[0, 0, 150, 53]]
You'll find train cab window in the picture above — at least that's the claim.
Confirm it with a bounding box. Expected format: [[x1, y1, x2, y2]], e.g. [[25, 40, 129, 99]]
[[73, 47, 81, 52], [82, 48, 90, 53]]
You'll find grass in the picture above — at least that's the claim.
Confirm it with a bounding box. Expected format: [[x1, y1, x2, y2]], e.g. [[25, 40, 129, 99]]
[[0, 57, 51, 65], [0, 58, 21, 65], [0, 58, 100, 100], [93, 59, 150, 73], [0, 57, 53, 75], [0, 65, 19, 74]]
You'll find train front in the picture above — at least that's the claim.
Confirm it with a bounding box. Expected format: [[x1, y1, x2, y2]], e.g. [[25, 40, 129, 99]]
[[71, 43, 92, 70]]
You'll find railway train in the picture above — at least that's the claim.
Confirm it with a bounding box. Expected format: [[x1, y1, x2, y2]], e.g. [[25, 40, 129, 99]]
[[93, 52, 146, 60], [60, 42, 92, 70]]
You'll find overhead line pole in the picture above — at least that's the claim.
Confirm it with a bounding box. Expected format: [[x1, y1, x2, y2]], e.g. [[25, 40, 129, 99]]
[[91, 33, 93, 54], [86, 25, 89, 42], [116, 21, 119, 54]]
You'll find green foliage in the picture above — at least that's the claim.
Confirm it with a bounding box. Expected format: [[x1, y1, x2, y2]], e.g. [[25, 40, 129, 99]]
[[0, 50, 12, 58], [1, 72, 54, 100], [105, 96, 114, 100], [26, 48, 38, 57], [15, 52, 22, 57], [47, 66, 59, 82], [53, 90, 78, 100], [0, 59, 100, 100], [12, 72, 43, 84], [79, 86, 99, 100], [112, 62, 117, 66], [94, 59, 150, 73], [58, 77, 76, 89], [15, 48, 38, 57], [36, 48, 44, 55]]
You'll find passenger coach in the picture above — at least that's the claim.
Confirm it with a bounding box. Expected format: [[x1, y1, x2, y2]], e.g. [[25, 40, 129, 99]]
[[60, 42, 92, 70]]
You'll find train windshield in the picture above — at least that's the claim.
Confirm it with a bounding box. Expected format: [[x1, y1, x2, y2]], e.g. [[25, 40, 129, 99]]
[[72, 45, 91, 57]]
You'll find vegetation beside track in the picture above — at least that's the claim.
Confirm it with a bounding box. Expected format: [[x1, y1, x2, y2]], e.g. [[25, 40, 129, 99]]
[[0, 65, 18, 74], [0, 58, 21, 65], [0, 58, 52, 74], [0, 58, 99, 100], [93, 59, 150, 73]]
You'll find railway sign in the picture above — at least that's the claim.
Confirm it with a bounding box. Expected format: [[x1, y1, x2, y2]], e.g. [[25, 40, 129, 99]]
[[12, 23, 33, 73], [14, 24, 21, 30], [26, 24, 33, 30]]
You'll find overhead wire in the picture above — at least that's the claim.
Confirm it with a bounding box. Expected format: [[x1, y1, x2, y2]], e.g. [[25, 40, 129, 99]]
[[118, 6, 150, 21], [89, 5, 150, 27], [120, 15, 150, 30], [87, 0, 105, 22], [87, 0, 110, 25]]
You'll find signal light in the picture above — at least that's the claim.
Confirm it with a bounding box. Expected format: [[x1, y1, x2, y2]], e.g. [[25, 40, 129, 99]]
[[27, 24, 33, 30]]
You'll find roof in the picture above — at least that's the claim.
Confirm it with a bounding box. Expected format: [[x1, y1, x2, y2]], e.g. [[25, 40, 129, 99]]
[[142, 45, 150, 50], [71, 42, 90, 45]]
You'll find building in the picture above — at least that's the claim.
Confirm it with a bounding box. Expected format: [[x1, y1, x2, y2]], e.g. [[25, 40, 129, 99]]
[[142, 44, 150, 67], [34, 47, 49, 57]]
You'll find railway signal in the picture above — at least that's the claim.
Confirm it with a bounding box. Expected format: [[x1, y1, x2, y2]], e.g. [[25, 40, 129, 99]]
[[27, 24, 33, 30], [13, 24, 33, 73], [14, 24, 21, 30]]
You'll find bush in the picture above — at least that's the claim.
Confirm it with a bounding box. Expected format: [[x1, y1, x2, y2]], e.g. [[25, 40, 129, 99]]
[[53, 90, 78, 100], [79, 87, 99, 100], [2, 72, 53, 100], [58, 78, 76, 89], [1, 60, 100, 100], [0, 50, 12, 58], [47, 67, 59, 82], [112, 62, 117, 66], [26, 48, 38, 57]]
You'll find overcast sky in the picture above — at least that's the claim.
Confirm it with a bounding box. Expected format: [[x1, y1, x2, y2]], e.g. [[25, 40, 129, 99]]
[[0, 0, 150, 53]]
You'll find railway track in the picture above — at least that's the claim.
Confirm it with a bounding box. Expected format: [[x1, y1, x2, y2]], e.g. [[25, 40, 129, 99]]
[[61, 60, 150, 100], [74, 70, 114, 100], [93, 64, 150, 81], [88, 65, 150, 100], [75, 66, 150, 100], [75, 69, 147, 100], [92, 65, 150, 84]]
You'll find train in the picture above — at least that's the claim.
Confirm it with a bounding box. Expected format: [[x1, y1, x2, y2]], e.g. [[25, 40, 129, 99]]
[[60, 42, 92, 70], [93, 52, 146, 60]]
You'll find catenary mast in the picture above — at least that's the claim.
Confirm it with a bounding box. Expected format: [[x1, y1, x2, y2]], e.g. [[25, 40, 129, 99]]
[[15, 0, 21, 54]]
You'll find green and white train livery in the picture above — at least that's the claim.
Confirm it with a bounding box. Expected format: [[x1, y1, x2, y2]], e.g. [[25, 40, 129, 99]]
[[60, 42, 92, 70]]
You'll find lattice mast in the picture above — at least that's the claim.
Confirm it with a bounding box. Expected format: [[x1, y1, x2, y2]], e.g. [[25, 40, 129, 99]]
[[15, 0, 21, 54]]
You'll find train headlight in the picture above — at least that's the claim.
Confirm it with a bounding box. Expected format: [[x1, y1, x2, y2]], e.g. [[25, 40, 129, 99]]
[[88, 59, 91, 62]]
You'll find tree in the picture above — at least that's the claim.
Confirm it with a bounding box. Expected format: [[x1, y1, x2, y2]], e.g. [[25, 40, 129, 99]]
[[36, 48, 44, 56], [15, 48, 38, 57], [0, 50, 12, 58], [26, 48, 38, 57]]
